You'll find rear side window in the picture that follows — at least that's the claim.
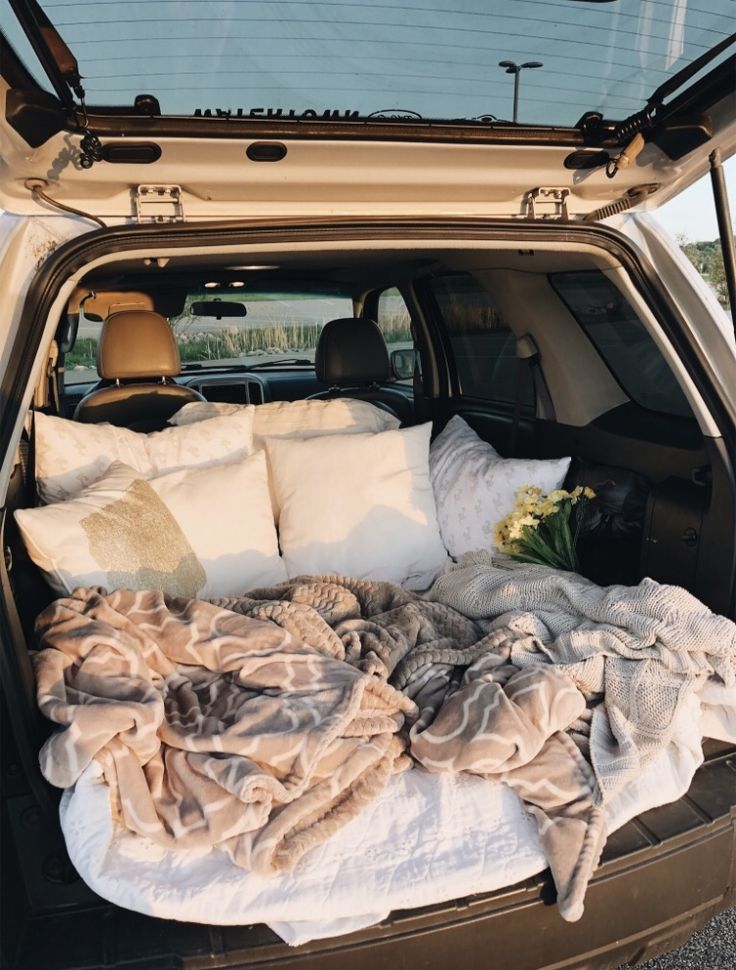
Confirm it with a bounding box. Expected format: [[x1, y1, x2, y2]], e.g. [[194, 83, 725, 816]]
[[429, 274, 533, 409], [549, 271, 693, 418], [376, 287, 415, 385], [376, 287, 412, 345]]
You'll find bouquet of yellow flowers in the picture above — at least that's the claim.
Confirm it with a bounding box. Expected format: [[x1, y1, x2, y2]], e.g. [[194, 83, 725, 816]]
[[494, 485, 596, 572]]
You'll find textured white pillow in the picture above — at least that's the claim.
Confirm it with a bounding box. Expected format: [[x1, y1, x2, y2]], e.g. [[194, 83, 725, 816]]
[[429, 415, 571, 558], [16, 453, 286, 598], [170, 398, 401, 520], [170, 398, 400, 444], [35, 409, 254, 504], [266, 423, 449, 588]]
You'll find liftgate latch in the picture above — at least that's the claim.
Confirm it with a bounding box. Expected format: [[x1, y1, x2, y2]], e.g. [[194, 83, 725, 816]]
[[525, 187, 570, 221], [134, 185, 185, 223]]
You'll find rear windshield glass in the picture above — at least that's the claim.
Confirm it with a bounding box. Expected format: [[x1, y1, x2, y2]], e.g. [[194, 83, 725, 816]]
[[2, 1, 734, 127], [549, 270, 693, 419]]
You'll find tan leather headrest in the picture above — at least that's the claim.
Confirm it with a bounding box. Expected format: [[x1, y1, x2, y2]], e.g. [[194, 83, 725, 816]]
[[97, 310, 180, 380], [68, 288, 155, 319]]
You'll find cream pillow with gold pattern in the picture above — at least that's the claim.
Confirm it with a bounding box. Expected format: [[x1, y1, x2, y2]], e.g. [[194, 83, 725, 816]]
[[35, 408, 255, 505], [15, 453, 286, 597]]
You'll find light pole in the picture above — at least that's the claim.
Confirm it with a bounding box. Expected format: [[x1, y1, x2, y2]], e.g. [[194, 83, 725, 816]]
[[498, 60, 543, 123]]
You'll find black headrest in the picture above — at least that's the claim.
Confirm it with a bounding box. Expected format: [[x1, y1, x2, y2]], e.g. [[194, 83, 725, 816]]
[[315, 318, 390, 386]]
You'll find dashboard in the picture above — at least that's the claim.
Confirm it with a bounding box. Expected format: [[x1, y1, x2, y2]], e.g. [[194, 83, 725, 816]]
[[61, 367, 413, 419]]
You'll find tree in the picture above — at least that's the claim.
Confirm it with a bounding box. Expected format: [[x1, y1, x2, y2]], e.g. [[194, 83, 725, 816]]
[[678, 235, 731, 309], [708, 245, 728, 306]]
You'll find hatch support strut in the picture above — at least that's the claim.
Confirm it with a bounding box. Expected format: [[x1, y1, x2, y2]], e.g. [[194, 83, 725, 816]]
[[709, 149, 736, 335]]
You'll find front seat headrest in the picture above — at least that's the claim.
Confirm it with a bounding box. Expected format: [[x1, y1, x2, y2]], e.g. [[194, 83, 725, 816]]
[[97, 309, 180, 381], [315, 318, 389, 386]]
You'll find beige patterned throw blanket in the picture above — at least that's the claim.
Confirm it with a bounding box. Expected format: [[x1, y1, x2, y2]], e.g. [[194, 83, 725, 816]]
[[35, 569, 717, 923], [34, 586, 414, 874]]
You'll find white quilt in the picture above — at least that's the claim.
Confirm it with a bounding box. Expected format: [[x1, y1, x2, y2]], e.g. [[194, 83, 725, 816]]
[[61, 686, 735, 947]]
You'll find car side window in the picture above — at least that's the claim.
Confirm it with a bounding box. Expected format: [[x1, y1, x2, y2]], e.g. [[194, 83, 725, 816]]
[[65, 311, 102, 384], [376, 287, 415, 385], [549, 270, 693, 418], [429, 273, 534, 409]]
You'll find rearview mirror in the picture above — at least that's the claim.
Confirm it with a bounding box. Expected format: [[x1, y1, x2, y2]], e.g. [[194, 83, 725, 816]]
[[190, 300, 247, 320], [390, 348, 417, 381]]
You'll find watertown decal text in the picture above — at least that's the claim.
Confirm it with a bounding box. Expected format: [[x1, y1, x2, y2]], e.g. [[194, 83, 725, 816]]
[[194, 107, 361, 119]]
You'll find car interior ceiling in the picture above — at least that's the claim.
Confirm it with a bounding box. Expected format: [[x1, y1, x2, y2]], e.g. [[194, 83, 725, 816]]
[[1, 240, 734, 672]]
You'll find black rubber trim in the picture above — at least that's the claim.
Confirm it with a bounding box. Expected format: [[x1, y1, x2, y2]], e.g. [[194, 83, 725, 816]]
[[0, 30, 43, 89], [54, 113, 594, 146], [5, 0, 75, 109]]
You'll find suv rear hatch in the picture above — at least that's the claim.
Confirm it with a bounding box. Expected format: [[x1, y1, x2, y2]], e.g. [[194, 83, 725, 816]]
[[0, 1, 734, 221]]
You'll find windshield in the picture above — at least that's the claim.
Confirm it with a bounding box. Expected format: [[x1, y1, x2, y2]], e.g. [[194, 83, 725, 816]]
[[65, 289, 354, 383], [2, 0, 734, 127], [172, 289, 353, 368]]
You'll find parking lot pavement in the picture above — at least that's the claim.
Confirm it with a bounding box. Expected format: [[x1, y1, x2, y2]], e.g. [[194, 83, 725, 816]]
[[617, 908, 736, 969]]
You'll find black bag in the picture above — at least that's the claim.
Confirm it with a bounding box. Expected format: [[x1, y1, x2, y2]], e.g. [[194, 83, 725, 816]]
[[563, 459, 650, 586]]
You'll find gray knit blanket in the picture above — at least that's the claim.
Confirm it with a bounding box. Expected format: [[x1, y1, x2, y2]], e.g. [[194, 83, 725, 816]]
[[428, 551, 736, 801]]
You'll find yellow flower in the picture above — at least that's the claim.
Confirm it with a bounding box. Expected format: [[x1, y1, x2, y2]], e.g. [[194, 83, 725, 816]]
[[515, 485, 542, 504], [538, 499, 559, 518], [493, 482, 596, 564]]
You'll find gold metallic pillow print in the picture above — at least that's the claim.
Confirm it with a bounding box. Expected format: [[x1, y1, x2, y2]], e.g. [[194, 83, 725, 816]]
[[81, 478, 206, 596]]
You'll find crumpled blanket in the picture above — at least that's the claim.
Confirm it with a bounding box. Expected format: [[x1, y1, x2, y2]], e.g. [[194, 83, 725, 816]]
[[34, 587, 414, 874], [428, 552, 736, 792], [427, 551, 736, 915], [220, 579, 607, 918], [35, 567, 732, 924]]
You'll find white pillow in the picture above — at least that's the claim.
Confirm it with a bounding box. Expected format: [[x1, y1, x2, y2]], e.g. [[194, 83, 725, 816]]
[[429, 415, 571, 558], [266, 423, 449, 588], [35, 409, 255, 505], [170, 398, 401, 521], [15, 453, 286, 598], [170, 398, 400, 444]]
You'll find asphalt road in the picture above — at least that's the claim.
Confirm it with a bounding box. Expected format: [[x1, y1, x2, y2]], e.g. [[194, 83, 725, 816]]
[[617, 908, 736, 969]]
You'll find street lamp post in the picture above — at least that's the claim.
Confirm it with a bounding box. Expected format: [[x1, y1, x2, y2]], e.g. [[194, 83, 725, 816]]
[[498, 60, 543, 123]]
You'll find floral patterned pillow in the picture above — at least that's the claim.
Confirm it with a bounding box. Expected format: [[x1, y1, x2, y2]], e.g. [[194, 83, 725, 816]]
[[429, 415, 571, 558]]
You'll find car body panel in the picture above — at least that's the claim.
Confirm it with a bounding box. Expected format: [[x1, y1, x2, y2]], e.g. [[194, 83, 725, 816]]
[[0, 91, 734, 220]]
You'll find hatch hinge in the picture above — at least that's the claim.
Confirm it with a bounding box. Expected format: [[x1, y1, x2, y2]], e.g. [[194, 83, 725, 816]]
[[525, 187, 570, 221], [134, 185, 185, 223]]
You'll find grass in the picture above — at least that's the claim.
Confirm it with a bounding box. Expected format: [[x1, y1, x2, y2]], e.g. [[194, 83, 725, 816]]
[[176, 324, 323, 361], [66, 337, 98, 370]]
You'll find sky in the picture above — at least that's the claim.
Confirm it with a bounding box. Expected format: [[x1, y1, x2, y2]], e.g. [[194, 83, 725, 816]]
[[654, 156, 735, 242]]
